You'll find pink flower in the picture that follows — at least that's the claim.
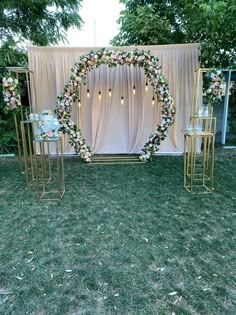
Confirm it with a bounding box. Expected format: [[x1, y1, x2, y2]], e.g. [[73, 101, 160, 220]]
[[46, 131, 54, 138]]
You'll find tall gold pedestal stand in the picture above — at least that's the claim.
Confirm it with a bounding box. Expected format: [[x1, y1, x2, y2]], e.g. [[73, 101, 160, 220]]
[[20, 120, 49, 186], [184, 67, 217, 193], [14, 112, 24, 171], [184, 131, 215, 193], [7, 68, 35, 171], [33, 137, 65, 200]]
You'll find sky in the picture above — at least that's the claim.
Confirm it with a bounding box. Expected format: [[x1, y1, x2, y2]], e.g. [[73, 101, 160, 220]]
[[65, 0, 124, 47]]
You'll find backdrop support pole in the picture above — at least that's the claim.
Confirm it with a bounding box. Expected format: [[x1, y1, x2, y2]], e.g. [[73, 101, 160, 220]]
[[221, 69, 231, 145]]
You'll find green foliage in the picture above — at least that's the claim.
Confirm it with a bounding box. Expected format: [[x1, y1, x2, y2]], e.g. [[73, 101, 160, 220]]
[[0, 0, 83, 153], [0, 104, 20, 154], [0, 39, 28, 68], [184, 0, 236, 67], [112, 0, 185, 46], [112, 0, 236, 67], [0, 0, 83, 45]]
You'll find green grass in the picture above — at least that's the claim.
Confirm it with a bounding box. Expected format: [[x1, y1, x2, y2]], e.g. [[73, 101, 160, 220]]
[[0, 147, 236, 315]]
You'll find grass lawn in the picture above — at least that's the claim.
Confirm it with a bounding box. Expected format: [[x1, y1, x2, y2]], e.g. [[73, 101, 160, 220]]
[[0, 147, 235, 315]]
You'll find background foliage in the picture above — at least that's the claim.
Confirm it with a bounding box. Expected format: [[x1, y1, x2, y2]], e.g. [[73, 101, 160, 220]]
[[0, 0, 83, 153], [112, 0, 236, 68]]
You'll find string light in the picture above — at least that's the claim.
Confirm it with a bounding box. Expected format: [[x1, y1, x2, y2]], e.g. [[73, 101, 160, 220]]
[[152, 96, 155, 107], [120, 66, 124, 106], [145, 81, 148, 92], [78, 99, 81, 108], [87, 72, 90, 98], [98, 91, 102, 100], [108, 88, 112, 97], [133, 65, 136, 95], [98, 67, 101, 100]]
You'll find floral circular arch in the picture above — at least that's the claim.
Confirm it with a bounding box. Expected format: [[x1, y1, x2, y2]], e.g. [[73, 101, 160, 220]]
[[55, 48, 176, 162]]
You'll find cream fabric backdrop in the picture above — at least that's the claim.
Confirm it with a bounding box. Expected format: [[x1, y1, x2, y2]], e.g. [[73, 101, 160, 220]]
[[28, 44, 199, 154]]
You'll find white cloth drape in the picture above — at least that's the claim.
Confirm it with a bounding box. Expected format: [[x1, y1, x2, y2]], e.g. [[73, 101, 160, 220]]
[[28, 44, 199, 154]]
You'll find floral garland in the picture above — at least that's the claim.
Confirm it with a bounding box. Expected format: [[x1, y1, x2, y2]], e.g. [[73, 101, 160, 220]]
[[203, 69, 225, 106], [2, 74, 21, 112], [55, 48, 175, 162]]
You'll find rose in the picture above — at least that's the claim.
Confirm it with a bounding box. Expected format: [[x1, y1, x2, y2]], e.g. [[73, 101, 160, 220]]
[[46, 131, 54, 138]]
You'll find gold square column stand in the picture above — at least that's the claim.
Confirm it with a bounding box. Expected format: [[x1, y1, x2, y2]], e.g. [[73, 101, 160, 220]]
[[33, 137, 65, 200], [20, 120, 38, 186], [184, 131, 215, 194]]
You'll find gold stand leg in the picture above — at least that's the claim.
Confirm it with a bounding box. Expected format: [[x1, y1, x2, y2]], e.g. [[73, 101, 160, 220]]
[[14, 113, 23, 171]]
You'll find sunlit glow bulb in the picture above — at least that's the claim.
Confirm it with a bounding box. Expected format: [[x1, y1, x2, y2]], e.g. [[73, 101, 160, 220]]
[[145, 83, 148, 92], [98, 91, 102, 100], [152, 96, 155, 107], [87, 89, 90, 98], [108, 89, 112, 97], [133, 86, 136, 94], [121, 96, 124, 105], [78, 99, 81, 108]]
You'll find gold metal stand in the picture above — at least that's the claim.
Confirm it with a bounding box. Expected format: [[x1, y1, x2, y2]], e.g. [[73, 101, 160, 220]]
[[20, 120, 46, 186], [14, 113, 23, 171], [184, 68, 217, 193], [8, 68, 36, 171], [184, 131, 215, 193], [33, 137, 65, 200]]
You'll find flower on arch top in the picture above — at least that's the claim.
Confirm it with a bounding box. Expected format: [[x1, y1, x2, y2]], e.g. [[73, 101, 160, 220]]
[[2, 74, 21, 112], [55, 48, 175, 162], [203, 69, 225, 106]]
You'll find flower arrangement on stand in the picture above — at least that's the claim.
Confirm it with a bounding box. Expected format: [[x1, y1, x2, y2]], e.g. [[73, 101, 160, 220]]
[[35, 110, 62, 140], [203, 69, 225, 106], [2, 74, 21, 112], [55, 48, 175, 162]]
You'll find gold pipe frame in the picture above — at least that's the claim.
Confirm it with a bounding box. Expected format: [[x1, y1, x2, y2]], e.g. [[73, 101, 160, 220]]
[[184, 68, 217, 194], [14, 113, 23, 171], [8, 68, 36, 171], [33, 137, 65, 200], [20, 120, 38, 186], [183, 131, 215, 194], [192, 68, 218, 116]]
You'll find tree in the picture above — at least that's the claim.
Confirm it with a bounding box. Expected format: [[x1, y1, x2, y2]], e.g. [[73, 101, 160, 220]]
[[112, 0, 185, 46], [0, 0, 83, 153], [0, 0, 83, 47], [111, 0, 236, 68]]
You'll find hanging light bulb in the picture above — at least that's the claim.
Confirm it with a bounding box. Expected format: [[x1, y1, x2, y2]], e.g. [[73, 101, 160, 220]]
[[120, 96, 124, 106], [145, 82, 148, 92], [78, 99, 81, 108], [108, 88, 112, 97], [98, 91, 102, 100], [87, 89, 90, 98], [152, 96, 155, 107], [133, 86, 136, 94]]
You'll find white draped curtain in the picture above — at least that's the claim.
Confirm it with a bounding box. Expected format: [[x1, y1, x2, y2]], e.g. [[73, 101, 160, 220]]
[[28, 44, 199, 154]]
